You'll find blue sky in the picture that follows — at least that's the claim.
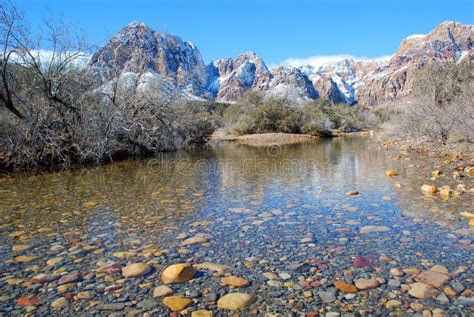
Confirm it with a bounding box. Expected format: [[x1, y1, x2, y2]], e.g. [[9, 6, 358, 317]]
[[17, 0, 473, 66]]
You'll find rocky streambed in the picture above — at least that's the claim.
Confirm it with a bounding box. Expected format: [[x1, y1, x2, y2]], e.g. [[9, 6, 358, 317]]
[[0, 136, 472, 316]]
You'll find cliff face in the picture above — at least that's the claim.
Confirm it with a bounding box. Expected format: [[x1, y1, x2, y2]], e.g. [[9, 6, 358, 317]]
[[88, 22, 208, 95], [356, 21, 473, 106], [88, 21, 473, 105]]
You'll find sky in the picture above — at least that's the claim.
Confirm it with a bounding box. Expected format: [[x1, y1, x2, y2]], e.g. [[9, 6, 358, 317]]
[[16, 0, 474, 67]]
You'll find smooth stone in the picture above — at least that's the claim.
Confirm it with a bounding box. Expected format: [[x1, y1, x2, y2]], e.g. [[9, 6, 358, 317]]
[[47, 257, 64, 266], [194, 262, 230, 275], [51, 297, 68, 309], [385, 300, 401, 309], [317, 290, 336, 303], [221, 276, 249, 287], [355, 278, 379, 290], [387, 279, 401, 288], [217, 293, 254, 310], [122, 263, 151, 278], [163, 296, 192, 311], [95, 303, 125, 311], [153, 285, 174, 298], [192, 310, 213, 317], [162, 263, 196, 284], [137, 299, 158, 310], [415, 271, 449, 288], [360, 226, 390, 234], [58, 271, 81, 285], [334, 281, 358, 293], [408, 283, 435, 299]]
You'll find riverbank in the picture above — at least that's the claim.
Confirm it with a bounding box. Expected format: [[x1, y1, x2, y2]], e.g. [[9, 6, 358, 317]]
[[211, 130, 371, 146]]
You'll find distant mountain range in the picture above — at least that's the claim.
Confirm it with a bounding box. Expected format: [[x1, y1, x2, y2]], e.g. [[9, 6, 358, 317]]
[[87, 21, 473, 106]]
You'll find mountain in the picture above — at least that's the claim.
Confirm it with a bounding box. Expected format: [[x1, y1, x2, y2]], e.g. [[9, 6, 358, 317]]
[[88, 22, 208, 95], [88, 21, 473, 106]]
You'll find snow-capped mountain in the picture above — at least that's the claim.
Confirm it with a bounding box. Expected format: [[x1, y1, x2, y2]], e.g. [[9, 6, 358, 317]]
[[87, 21, 473, 106], [88, 22, 208, 96]]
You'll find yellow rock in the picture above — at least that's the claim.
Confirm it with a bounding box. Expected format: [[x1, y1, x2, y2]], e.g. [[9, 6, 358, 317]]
[[439, 186, 451, 200], [303, 291, 313, 298], [57, 284, 73, 292], [9, 231, 25, 238], [385, 170, 398, 177], [469, 219, 474, 227], [75, 291, 92, 299], [15, 255, 38, 263], [37, 228, 52, 233], [162, 296, 192, 311], [83, 201, 97, 208], [47, 257, 64, 266], [51, 297, 68, 308], [12, 244, 32, 252], [465, 167, 474, 177], [5, 278, 23, 285], [221, 276, 250, 287], [283, 281, 295, 287], [192, 310, 213, 317], [112, 251, 137, 258], [421, 184, 436, 196], [444, 287, 456, 297], [431, 170, 442, 178], [122, 263, 151, 278], [162, 263, 196, 284], [217, 293, 254, 310]]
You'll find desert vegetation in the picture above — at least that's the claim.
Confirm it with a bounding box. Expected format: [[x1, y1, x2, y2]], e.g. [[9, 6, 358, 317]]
[[219, 91, 386, 137], [0, 1, 215, 172], [383, 61, 473, 145]]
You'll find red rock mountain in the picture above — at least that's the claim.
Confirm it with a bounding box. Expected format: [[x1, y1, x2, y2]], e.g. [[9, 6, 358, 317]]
[[88, 21, 473, 105]]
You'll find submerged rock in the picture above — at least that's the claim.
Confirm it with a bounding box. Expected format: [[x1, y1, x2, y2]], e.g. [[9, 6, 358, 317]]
[[162, 263, 196, 284], [217, 293, 254, 310]]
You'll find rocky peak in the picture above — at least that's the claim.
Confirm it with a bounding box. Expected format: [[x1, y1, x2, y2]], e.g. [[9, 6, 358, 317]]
[[88, 21, 207, 94]]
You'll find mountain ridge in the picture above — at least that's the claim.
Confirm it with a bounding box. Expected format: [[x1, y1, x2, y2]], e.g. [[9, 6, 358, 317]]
[[88, 20, 473, 106]]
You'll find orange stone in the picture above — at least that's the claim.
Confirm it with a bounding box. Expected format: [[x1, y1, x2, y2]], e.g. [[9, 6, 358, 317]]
[[16, 297, 41, 307], [221, 276, 250, 287], [334, 281, 358, 293]]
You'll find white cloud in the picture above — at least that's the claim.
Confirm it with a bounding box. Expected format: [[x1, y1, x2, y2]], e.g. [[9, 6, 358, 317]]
[[271, 54, 393, 69]]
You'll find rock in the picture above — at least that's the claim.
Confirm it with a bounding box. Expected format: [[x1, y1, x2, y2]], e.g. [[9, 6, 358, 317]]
[[346, 191, 359, 196], [137, 299, 158, 310], [221, 276, 250, 287], [153, 285, 174, 298], [278, 272, 291, 280], [353, 256, 373, 268], [262, 272, 280, 280], [58, 271, 81, 285], [415, 271, 449, 288], [95, 303, 125, 311], [421, 184, 436, 195], [455, 296, 474, 306], [162, 263, 196, 284], [75, 291, 92, 300], [16, 297, 41, 307], [194, 262, 230, 275], [122, 263, 151, 278], [51, 297, 68, 309], [96, 262, 121, 274], [408, 283, 436, 299], [430, 265, 448, 275], [217, 293, 254, 310], [390, 268, 403, 277], [385, 300, 401, 309], [403, 267, 420, 275], [192, 310, 213, 317], [385, 170, 398, 177], [180, 233, 212, 246], [317, 290, 336, 303], [387, 279, 401, 288], [410, 302, 424, 312], [360, 226, 390, 234], [15, 255, 38, 263], [439, 186, 451, 199], [334, 281, 358, 293], [11, 244, 32, 252], [46, 257, 64, 266], [432, 170, 442, 177], [465, 166, 474, 177], [355, 278, 379, 290]]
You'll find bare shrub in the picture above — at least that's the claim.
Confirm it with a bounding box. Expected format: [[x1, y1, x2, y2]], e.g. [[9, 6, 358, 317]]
[[400, 61, 473, 144]]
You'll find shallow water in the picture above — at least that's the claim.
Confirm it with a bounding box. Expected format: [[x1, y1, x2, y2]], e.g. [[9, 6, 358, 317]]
[[0, 136, 473, 315]]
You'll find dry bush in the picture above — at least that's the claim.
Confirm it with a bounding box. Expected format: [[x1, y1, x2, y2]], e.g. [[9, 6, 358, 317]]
[[399, 61, 473, 144]]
